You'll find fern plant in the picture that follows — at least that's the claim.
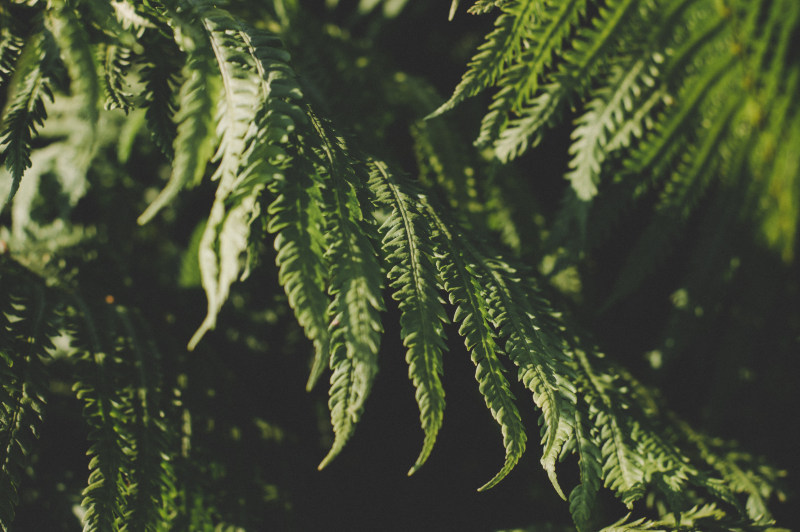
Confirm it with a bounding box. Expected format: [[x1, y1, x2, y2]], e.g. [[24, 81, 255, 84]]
[[0, 0, 797, 530]]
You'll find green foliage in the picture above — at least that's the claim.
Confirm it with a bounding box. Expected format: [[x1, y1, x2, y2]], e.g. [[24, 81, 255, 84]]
[[0, 0, 797, 529], [0, 260, 60, 530]]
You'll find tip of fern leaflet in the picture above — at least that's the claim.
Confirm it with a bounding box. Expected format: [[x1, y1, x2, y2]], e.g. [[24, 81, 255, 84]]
[[187, 319, 214, 351], [547, 466, 567, 501]]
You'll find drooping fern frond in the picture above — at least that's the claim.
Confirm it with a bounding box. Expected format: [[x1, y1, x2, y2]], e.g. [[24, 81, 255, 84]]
[[114, 308, 175, 532], [423, 201, 577, 493], [69, 297, 133, 532], [370, 161, 448, 473], [137, 25, 219, 225], [565, 56, 660, 201], [138, 43, 179, 161], [44, 2, 99, 137], [573, 348, 646, 508], [492, 0, 643, 162], [266, 156, 332, 390], [467, 0, 512, 16], [314, 126, 385, 469], [100, 43, 135, 112], [567, 403, 602, 531], [185, 8, 305, 347], [424, 206, 527, 490]]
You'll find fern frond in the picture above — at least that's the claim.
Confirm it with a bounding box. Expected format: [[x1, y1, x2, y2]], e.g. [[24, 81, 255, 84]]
[[139, 46, 179, 160], [427, 212, 525, 490], [0, 261, 59, 531], [45, 3, 100, 130], [100, 43, 135, 112], [672, 414, 784, 524], [115, 308, 176, 532], [70, 298, 132, 532], [626, 56, 736, 178], [475, 0, 588, 146], [759, 109, 800, 262], [0, 11, 24, 91], [429, 0, 539, 118], [565, 57, 660, 200], [316, 131, 385, 469], [574, 350, 645, 507], [0, 32, 54, 210], [567, 404, 602, 532], [424, 201, 576, 493], [138, 43, 220, 224], [481, 262, 577, 495], [599, 503, 727, 531], [370, 161, 448, 474], [189, 11, 304, 347], [493, 0, 641, 161], [316, 211, 384, 469], [267, 158, 331, 390], [199, 10, 260, 188], [111, 0, 159, 32], [468, 0, 512, 15], [746, 0, 800, 261]]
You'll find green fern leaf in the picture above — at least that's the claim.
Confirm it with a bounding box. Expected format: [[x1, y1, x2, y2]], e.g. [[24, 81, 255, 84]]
[[100, 43, 135, 112], [70, 300, 131, 532], [493, 0, 639, 161], [425, 202, 576, 494], [0, 262, 58, 531], [267, 156, 331, 390], [0, 11, 24, 91], [468, 0, 512, 15], [370, 161, 448, 474], [566, 57, 660, 200], [0, 33, 53, 210], [138, 43, 220, 224], [139, 49, 179, 160], [115, 309, 176, 532], [45, 3, 100, 132], [575, 351, 645, 507], [482, 263, 576, 496], [567, 405, 602, 532], [317, 205, 384, 469], [312, 117, 384, 469], [474, 0, 587, 145], [627, 57, 735, 178], [429, 0, 539, 118], [189, 12, 303, 347], [429, 216, 526, 490]]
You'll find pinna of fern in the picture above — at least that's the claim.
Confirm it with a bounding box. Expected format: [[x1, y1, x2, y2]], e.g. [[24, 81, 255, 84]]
[[0, 0, 793, 529]]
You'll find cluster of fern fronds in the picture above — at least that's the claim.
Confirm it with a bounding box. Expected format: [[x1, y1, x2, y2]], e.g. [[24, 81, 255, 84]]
[[1, 0, 796, 530]]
